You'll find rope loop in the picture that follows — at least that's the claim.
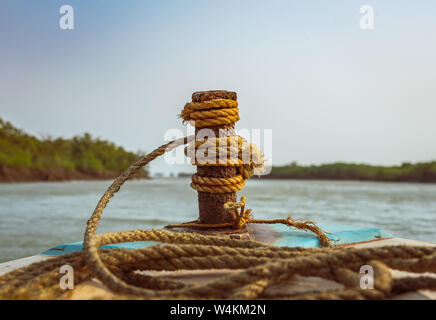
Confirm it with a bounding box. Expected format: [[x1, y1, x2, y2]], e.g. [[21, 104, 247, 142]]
[[185, 135, 264, 193], [180, 99, 239, 128]]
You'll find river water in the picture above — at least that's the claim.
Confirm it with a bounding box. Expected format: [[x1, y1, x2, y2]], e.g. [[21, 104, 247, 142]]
[[0, 178, 435, 262]]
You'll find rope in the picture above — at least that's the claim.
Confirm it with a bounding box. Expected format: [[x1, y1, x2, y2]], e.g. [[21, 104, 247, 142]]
[[0, 138, 435, 299], [190, 174, 246, 193], [0, 99, 434, 299], [166, 196, 332, 248], [180, 98, 239, 128], [180, 99, 263, 194]]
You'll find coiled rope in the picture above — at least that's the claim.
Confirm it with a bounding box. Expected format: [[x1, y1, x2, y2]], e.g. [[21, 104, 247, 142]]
[[180, 98, 240, 128], [0, 136, 435, 299], [180, 99, 264, 194]]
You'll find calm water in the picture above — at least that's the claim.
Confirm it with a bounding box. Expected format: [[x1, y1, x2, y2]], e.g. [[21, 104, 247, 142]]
[[0, 178, 435, 262]]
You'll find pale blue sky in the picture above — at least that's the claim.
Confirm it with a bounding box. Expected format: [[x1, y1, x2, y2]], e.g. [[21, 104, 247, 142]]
[[1, 1, 435, 175]]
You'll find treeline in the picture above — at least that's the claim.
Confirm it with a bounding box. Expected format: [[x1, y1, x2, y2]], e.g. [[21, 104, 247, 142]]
[[268, 161, 436, 183], [0, 117, 148, 181]]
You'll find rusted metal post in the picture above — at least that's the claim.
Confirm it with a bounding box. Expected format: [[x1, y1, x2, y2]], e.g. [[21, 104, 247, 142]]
[[191, 90, 239, 225]]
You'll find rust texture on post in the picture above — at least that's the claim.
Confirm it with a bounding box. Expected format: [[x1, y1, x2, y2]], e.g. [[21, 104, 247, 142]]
[[192, 90, 239, 225]]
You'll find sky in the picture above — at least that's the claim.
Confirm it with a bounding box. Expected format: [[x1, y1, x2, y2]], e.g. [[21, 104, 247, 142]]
[[1, 1, 435, 176]]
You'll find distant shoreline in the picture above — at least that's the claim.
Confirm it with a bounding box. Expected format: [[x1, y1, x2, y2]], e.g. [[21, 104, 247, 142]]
[[176, 161, 436, 183], [0, 118, 149, 183], [0, 165, 149, 183], [265, 162, 436, 183], [261, 174, 436, 183]]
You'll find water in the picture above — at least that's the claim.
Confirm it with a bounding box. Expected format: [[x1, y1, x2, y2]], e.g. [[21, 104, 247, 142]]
[[0, 178, 435, 263]]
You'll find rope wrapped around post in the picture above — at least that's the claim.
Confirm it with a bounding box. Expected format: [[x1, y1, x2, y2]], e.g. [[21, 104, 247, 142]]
[[180, 98, 264, 194], [175, 97, 332, 246]]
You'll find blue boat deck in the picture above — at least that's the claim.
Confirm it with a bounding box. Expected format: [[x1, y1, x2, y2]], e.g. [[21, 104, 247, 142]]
[[41, 224, 393, 256]]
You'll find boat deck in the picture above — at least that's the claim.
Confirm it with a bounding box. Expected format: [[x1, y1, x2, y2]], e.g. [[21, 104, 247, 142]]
[[1, 235, 435, 300]]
